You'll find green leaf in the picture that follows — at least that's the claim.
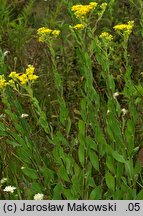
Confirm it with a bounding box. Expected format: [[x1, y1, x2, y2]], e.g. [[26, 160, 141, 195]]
[[86, 136, 97, 150], [78, 120, 85, 135], [63, 189, 75, 200], [130, 147, 139, 157], [14, 123, 25, 136], [105, 172, 115, 191], [0, 131, 7, 136], [65, 157, 72, 175], [106, 156, 115, 174], [22, 167, 39, 180], [136, 189, 143, 199], [106, 124, 114, 140], [17, 146, 32, 164], [115, 100, 121, 116], [30, 182, 42, 194], [52, 147, 62, 164], [55, 72, 62, 89], [5, 109, 18, 121], [40, 167, 54, 183], [6, 139, 21, 147], [39, 111, 50, 134], [107, 115, 123, 147], [125, 119, 135, 153], [66, 117, 71, 135], [89, 150, 99, 171], [106, 145, 126, 163], [78, 144, 85, 167], [59, 100, 68, 125], [112, 151, 126, 163], [78, 120, 85, 167], [0, 122, 6, 131], [88, 176, 96, 188], [58, 165, 70, 182], [124, 65, 132, 80], [54, 131, 68, 146], [95, 126, 107, 156], [134, 160, 142, 175], [125, 159, 134, 178], [108, 74, 115, 92], [116, 163, 124, 182], [8, 159, 18, 174], [89, 186, 102, 200], [71, 173, 82, 198], [81, 98, 86, 121], [53, 183, 63, 200], [7, 130, 26, 146]]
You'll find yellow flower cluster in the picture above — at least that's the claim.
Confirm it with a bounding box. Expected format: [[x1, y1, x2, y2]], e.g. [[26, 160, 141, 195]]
[[72, 23, 86, 30], [71, 2, 97, 19], [100, 3, 107, 10], [0, 75, 7, 89], [9, 71, 19, 80], [9, 65, 39, 85], [98, 3, 107, 15], [37, 27, 60, 42], [113, 21, 134, 33], [99, 32, 113, 41]]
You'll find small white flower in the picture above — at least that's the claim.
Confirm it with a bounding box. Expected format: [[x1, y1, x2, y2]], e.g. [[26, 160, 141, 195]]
[[107, 110, 110, 114], [3, 186, 16, 193], [121, 108, 128, 116], [4, 50, 10, 57], [34, 193, 44, 200], [21, 113, 29, 118], [113, 92, 119, 99], [0, 178, 7, 184], [21, 166, 25, 170]]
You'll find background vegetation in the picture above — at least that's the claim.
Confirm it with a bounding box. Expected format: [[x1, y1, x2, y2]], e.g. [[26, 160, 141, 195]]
[[0, 0, 143, 199]]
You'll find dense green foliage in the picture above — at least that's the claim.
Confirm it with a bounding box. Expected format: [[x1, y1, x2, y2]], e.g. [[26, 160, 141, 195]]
[[0, 0, 143, 200]]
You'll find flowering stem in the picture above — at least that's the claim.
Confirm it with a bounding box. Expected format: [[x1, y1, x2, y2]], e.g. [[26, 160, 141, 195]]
[[49, 43, 63, 95]]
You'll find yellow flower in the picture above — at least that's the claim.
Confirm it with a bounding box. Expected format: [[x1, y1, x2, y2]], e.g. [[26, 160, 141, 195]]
[[37, 27, 52, 35], [38, 37, 43, 43], [88, 2, 98, 10], [71, 5, 82, 12], [37, 27, 52, 42], [100, 3, 107, 10], [26, 65, 35, 75], [18, 74, 29, 85], [28, 74, 39, 81], [89, 2, 98, 7], [9, 71, 19, 80], [72, 23, 86, 30], [7, 79, 15, 87], [52, 30, 60, 37], [99, 32, 113, 41], [25, 65, 39, 81], [128, 21, 134, 26], [37, 27, 60, 42], [0, 75, 7, 89], [8, 65, 39, 87], [113, 21, 134, 33], [71, 2, 97, 19], [17, 65, 39, 85]]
